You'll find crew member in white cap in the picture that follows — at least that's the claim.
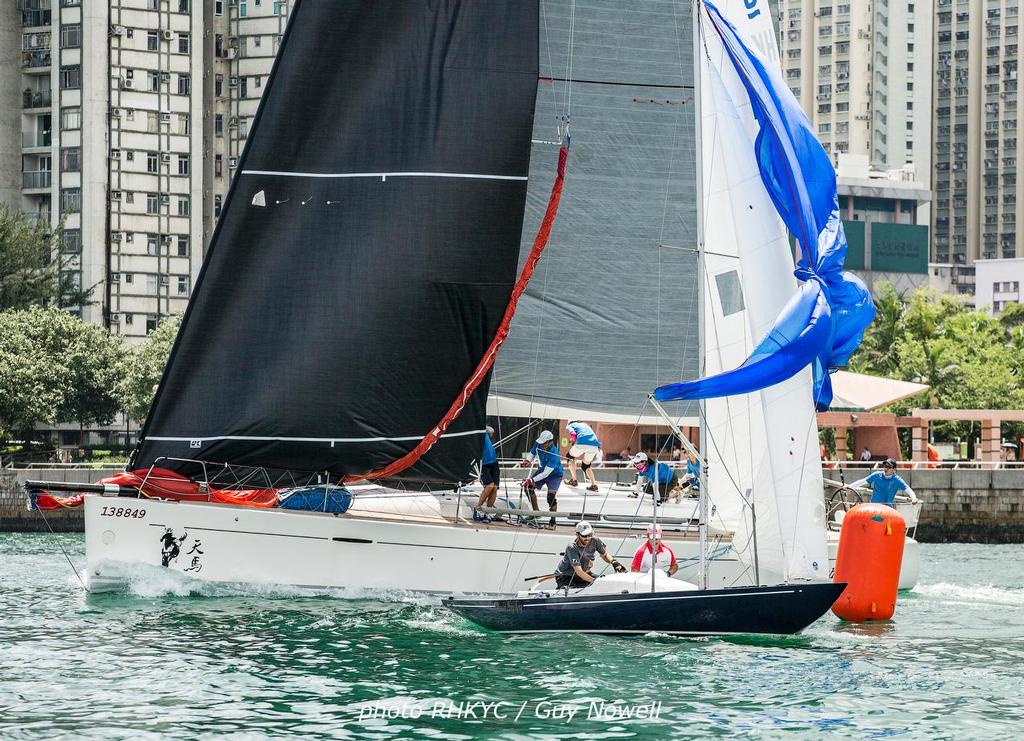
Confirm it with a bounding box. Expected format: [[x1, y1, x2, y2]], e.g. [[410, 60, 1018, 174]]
[[522, 430, 563, 526], [630, 523, 678, 576], [552, 520, 626, 588]]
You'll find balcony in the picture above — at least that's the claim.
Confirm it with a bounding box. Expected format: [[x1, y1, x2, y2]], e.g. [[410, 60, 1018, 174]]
[[22, 211, 51, 227], [22, 50, 51, 70], [22, 170, 51, 190], [23, 89, 51, 108], [21, 9, 51, 26], [22, 131, 51, 148]]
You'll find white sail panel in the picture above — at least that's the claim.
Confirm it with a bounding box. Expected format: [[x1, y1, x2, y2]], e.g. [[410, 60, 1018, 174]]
[[698, 0, 828, 583]]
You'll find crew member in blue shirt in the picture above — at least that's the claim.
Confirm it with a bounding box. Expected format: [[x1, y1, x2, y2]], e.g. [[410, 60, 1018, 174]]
[[631, 452, 678, 504], [473, 426, 500, 523], [565, 420, 602, 492], [522, 430, 564, 526], [846, 458, 919, 507], [679, 450, 701, 498]]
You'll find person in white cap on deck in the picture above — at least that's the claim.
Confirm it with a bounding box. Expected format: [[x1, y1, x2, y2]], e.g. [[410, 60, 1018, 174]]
[[521, 430, 564, 526], [630, 523, 678, 576], [552, 520, 626, 589], [564, 419, 602, 492]]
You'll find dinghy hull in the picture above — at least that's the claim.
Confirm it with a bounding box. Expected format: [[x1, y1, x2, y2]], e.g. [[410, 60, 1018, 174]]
[[444, 582, 847, 636]]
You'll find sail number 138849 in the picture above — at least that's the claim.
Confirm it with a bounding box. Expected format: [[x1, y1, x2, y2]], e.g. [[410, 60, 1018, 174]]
[[100, 506, 146, 518]]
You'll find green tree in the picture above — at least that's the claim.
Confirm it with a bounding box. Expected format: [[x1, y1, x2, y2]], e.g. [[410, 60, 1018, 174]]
[[0, 307, 125, 444], [121, 314, 182, 422], [998, 301, 1024, 329], [0, 204, 93, 310]]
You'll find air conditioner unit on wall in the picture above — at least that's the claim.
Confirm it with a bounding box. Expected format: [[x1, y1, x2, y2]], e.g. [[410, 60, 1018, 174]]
[[110, 272, 121, 282], [161, 29, 173, 41], [110, 25, 125, 36], [229, 157, 238, 167], [159, 193, 170, 204], [111, 107, 122, 117], [160, 72, 171, 82], [159, 275, 169, 285], [160, 112, 171, 123], [110, 190, 122, 200], [161, 152, 171, 163], [111, 232, 123, 242], [110, 148, 121, 159], [228, 76, 238, 87], [228, 116, 238, 127], [161, 234, 172, 244], [121, 78, 134, 90]]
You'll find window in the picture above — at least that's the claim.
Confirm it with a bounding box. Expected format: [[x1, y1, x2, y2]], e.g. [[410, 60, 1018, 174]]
[[61, 188, 81, 213], [215, 74, 223, 97], [148, 0, 158, 8], [178, 154, 190, 176], [254, 75, 261, 90], [177, 276, 189, 294], [177, 73, 190, 95], [147, 111, 159, 133], [148, 70, 159, 91], [147, 152, 158, 173], [60, 65, 81, 90], [177, 234, 190, 257], [836, 102, 849, 112], [146, 315, 158, 333], [215, 113, 224, 136], [61, 147, 80, 172], [147, 193, 159, 214], [215, 34, 224, 58], [60, 106, 81, 130], [124, 313, 133, 325], [240, 77, 248, 98], [60, 24, 81, 48], [177, 32, 190, 54], [61, 229, 81, 253], [178, 196, 190, 216], [178, 0, 190, 12], [240, 0, 247, 16], [215, 0, 223, 14], [125, 231, 134, 243], [254, 35, 261, 48], [147, 233, 159, 255], [146, 275, 159, 295], [178, 114, 189, 135], [147, 30, 158, 51], [215, 154, 223, 177], [124, 273, 133, 284], [214, 194, 223, 218], [125, 192, 134, 204]]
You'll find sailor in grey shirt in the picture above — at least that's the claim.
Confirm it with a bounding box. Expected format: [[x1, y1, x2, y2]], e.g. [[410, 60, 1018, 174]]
[[554, 521, 625, 588]]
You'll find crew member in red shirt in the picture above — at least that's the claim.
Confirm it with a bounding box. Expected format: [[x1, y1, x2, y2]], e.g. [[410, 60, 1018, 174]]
[[630, 523, 678, 576]]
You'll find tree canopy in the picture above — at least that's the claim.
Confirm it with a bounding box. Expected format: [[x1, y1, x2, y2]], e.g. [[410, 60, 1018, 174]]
[[849, 283, 1024, 438], [0, 307, 124, 444], [0, 204, 93, 310], [121, 314, 182, 422]]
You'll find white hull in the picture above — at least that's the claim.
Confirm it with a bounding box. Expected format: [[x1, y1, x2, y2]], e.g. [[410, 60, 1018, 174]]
[[83, 484, 921, 594]]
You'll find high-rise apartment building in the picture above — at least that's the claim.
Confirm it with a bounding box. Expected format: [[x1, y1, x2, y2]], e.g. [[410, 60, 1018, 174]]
[[2, 0, 293, 341], [6, 0, 206, 338], [933, 1, 1022, 267], [777, 1, 933, 187]]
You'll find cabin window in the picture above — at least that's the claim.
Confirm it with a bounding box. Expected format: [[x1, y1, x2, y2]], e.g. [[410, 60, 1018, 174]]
[[715, 270, 745, 316]]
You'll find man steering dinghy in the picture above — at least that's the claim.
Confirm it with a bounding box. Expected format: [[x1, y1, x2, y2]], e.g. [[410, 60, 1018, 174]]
[[553, 521, 626, 589]]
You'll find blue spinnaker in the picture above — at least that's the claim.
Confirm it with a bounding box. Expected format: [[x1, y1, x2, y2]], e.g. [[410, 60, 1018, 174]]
[[654, 1, 874, 410]]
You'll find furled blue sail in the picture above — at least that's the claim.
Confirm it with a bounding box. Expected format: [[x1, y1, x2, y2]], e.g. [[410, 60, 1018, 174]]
[[654, 0, 874, 411]]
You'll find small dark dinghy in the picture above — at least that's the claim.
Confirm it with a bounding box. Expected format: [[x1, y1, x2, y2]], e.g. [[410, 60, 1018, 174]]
[[445, 573, 846, 636]]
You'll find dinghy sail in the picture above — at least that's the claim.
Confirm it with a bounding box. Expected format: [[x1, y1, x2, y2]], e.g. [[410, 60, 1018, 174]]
[[130, 0, 543, 485]]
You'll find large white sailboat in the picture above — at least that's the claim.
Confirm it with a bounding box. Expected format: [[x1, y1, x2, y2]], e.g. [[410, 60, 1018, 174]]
[[29, 0, 919, 598]]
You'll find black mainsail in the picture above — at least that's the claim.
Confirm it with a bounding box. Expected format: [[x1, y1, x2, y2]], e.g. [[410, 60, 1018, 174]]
[[132, 0, 540, 483]]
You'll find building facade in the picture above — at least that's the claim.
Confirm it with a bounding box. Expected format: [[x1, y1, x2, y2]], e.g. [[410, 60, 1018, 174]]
[[933, 0, 1022, 274], [4, 0, 293, 341], [777, 0, 933, 185], [974, 256, 1024, 313]]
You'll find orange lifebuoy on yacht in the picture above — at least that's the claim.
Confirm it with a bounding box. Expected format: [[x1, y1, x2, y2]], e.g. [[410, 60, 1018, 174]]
[[831, 503, 906, 622]]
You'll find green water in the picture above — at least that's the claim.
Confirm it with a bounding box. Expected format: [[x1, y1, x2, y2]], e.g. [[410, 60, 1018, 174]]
[[2, 534, 1023, 739]]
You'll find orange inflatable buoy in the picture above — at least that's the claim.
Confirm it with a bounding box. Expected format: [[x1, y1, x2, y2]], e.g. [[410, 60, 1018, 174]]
[[831, 503, 906, 621]]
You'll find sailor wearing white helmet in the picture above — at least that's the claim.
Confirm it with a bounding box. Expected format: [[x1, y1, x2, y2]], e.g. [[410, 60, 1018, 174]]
[[629, 523, 679, 576], [521, 429, 563, 526], [553, 521, 626, 589], [564, 419, 602, 492]]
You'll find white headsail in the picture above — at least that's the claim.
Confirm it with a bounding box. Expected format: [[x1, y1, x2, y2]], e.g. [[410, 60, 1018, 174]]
[[697, 0, 828, 583]]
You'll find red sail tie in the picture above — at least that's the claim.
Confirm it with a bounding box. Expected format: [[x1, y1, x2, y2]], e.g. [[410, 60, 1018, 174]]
[[347, 146, 569, 483]]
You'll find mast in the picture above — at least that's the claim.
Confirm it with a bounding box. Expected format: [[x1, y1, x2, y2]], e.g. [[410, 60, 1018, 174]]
[[692, 0, 709, 592]]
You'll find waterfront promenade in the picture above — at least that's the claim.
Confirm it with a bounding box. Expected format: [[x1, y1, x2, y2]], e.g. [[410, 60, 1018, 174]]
[[4, 465, 1024, 542]]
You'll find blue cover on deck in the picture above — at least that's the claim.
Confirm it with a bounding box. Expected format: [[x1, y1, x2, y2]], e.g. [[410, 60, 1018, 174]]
[[277, 486, 353, 514]]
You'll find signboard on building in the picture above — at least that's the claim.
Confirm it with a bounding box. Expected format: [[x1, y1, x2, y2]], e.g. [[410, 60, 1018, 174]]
[[870, 223, 929, 274], [842, 219, 865, 270]]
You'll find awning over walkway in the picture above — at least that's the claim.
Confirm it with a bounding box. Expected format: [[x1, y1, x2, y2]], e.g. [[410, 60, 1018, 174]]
[[829, 371, 929, 412]]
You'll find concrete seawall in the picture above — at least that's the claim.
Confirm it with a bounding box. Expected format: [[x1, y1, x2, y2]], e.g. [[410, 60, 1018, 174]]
[[4, 467, 1024, 542]]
